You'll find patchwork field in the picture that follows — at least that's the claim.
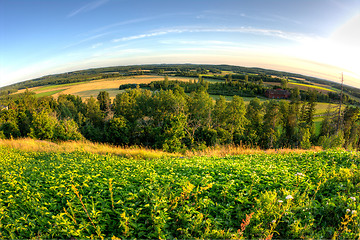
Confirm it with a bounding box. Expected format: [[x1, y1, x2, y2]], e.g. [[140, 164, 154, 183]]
[[16, 75, 344, 117], [18, 76, 195, 100], [0, 145, 359, 239], [288, 82, 336, 93]]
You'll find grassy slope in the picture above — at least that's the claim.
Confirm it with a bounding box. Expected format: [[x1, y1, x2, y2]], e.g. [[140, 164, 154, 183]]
[[0, 143, 359, 239]]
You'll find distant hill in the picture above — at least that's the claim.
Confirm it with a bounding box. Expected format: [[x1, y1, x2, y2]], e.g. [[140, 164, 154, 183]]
[[1, 64, 359, 101]]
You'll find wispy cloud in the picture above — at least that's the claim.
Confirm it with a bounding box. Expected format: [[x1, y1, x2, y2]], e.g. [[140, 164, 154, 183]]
[[63, 32, 109, 49], [160, 39, 236, 46], [113, 29, 185, 42], [91, 43, 103, 49], [113, 27, 316, 43], [67, 0, 108, 18]]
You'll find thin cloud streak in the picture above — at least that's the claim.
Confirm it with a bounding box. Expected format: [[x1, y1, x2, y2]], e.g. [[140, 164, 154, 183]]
[[67, 0, 108, 18], [63, 32, 109, 49], [113, 27, 318, 43]]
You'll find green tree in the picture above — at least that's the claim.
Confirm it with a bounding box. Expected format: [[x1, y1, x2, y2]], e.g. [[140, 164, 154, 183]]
[[300, 128, 311, 149], [163, 75, 169, 89], [245, 75, 249, 83], [113, 88, 150, 122], [342, 106, 360, 149], [54, 118, 83, 141], [279, 101, 299, 147], [261, 100, 280, 148], [0, 121, 21, 138], [159, 113, 187, 152], [281, 78, 288, 89], [213, 96, 227, 128], [85, 97, 103, 128], [299, 90, 317, 138], [29, 110, 57, 140], [186, 91, 214, 145], [97, 91, 111, 112], [226, 95, 247, 143], [244, 98, 263, 146], [105, 116, 129, 145]]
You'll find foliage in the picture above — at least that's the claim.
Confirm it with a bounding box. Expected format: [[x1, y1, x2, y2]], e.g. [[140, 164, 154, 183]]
[[0, 148, 359, 238], [0, 85, 359, 151]]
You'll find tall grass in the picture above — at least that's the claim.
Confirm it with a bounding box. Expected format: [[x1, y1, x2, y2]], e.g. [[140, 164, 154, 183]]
[[184, 144, 323, 157], [0, 138, 179, 159], [0, 138, 325, 159]]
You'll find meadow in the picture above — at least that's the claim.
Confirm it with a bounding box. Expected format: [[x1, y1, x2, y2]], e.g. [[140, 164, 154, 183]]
[[0, 143, 359, 239]]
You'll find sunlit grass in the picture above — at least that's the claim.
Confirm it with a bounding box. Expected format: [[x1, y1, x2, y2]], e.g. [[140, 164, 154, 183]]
[[35, 89, 65, 98], [288, 82, 335, 92], [0, 138, 326, 160], [184, 144, 322, 158], [0, 138, 180, 159]]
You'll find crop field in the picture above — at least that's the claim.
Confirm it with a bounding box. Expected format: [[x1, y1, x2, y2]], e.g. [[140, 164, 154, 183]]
[[0, 147, 359, 239], [35, 89, 65, 98], [17, 76, 194, 100], [288, 81, 336, 93]]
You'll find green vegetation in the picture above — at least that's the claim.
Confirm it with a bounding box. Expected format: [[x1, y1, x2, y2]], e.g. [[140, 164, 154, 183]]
[[35, 89, 65, 98], [289, 82, 336, 92], [0, 64, 359, 239], [0, 147, 359, 238], [1, 84, 359, 151], [36, 81, 87, 91], [1, 64, 359, 102]]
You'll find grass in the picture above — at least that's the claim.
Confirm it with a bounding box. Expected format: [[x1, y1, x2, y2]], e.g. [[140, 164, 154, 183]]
[[35, 89, 65, 98], [0, 138, 323, 159], [185, 144, 322, 158], [0, 138, 179, 160], [36, 82, 87, 91], [288, 82, 335, 92]]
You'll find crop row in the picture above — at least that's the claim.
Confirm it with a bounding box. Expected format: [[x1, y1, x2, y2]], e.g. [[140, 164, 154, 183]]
[[0, 147, 359, 239]]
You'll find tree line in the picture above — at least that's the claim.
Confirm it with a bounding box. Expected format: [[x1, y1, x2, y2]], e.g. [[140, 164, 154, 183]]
[[121, 76, 355, 105], [2, 64, 359, 103], [0, 86, 359, 152]]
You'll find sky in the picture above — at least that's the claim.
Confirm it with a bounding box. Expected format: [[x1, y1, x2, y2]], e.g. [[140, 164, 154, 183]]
[[1, 0, 360, 88]]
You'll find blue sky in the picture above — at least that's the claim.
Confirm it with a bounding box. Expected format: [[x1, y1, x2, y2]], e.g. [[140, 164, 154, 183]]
[[1, 0, 360, 88]]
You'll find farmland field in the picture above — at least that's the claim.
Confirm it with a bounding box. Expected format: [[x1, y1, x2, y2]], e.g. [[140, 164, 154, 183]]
[[0, 147, 359, 239], [288, 81, 336, 93], [17, 75, 195, 100], [35, 89, 65, 98]]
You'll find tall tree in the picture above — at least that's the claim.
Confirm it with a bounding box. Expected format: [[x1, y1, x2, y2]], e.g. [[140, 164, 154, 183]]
[[186, 90, 214, 146], [226, 95, 247, 143], [261, 100, 281, 148], [97, 91, 111, 112], [244, 98, 263, 146], [343, 106, 360, 149]]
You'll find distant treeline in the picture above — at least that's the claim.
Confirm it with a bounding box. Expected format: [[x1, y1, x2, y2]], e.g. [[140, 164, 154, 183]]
[[1, 64, 359, 100], [120, 76, 356, 105], [0, 86, 359, 151]]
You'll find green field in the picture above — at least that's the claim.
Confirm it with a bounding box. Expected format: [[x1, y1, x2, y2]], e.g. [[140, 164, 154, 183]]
[[36, 82, 87, 91], [35, 89, 65, 98], [288, 81, 336, 92], [1, 147, 359, 239]]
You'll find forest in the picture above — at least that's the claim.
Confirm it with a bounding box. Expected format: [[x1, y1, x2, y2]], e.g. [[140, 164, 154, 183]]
[[0, 81, 359, 152]]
